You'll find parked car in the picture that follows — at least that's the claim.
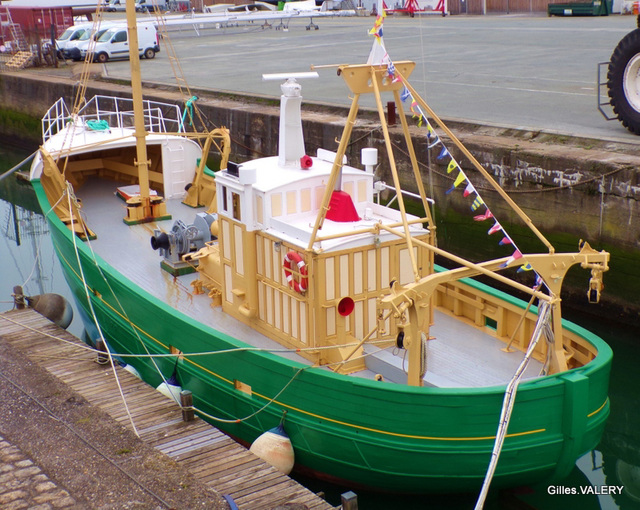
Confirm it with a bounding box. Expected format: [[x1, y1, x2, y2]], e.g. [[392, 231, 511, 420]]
[[86, 23, 160, 63], [55, 23, 94, 59], [66, 22, 116, 61]]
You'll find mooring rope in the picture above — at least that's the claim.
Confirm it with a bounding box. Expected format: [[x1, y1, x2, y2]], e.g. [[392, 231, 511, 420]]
[[474, 300, 553, 510], [66, 184, 140, 437], [0, 151, 36, 182]]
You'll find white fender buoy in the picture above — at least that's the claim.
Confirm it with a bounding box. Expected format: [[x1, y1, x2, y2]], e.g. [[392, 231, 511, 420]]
[[120, 362, 141, 379], [249, 424, 295, 475], [156, 365, 182, 403]]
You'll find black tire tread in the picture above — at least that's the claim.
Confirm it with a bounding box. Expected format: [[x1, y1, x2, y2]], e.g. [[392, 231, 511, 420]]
[[608, 28, 640, 134]]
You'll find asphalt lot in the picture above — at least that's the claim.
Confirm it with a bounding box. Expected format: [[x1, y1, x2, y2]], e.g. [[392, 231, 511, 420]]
[[99, 13, 640, 142]]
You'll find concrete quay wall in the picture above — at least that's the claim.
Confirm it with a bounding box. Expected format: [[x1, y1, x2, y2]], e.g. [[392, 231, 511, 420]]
[[0, 71, 638, 314]]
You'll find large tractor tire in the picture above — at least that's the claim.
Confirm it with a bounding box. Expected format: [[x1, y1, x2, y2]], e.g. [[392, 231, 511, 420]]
[[608, 28, 640, 134]]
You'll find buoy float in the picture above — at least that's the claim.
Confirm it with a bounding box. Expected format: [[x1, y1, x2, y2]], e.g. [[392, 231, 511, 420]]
[[120, 361, 141, 379], [249, 423, 295, 475], [25, 292, 73, 329], [156, 362, 182, 403]]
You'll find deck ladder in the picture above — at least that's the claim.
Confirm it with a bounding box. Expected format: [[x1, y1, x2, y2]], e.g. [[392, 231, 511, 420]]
[[474, 301, 553, 510]]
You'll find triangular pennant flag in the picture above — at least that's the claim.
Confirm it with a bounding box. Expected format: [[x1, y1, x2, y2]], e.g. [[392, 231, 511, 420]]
[[499, 250, 523, 268], [488, 222, 502, 235], [473, 210, 493, 221], [401, 86, 410, 102], [445, 171, 466, 194], [426, 123, 435, 140], [463, 183, 475, 197], [369, 14, 385, 39], [453, 171, 466, 188], [499, 236, 512, 246], [437, 146, 449, 160], [517, 263, 533, 273], [534, 274, 543, 288], [427, 137, 441, 149], [387, 61, 396, 79], [471, 196, 485, 211], [447, 159, 457, 174]]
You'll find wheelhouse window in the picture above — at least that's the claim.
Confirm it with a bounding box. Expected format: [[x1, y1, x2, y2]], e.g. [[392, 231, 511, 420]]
[[232, 192, 241, 221], [222, 185, 228, 212]]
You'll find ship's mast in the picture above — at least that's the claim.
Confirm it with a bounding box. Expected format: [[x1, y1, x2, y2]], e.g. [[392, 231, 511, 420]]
[[124, 0, 169, 225]]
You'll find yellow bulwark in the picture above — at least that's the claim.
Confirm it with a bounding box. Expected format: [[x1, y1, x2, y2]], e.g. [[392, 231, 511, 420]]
[[189, 59, 609, 386]]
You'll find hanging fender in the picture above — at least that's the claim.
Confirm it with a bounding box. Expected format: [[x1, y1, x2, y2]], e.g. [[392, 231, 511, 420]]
[[283, 251, 308, 293]]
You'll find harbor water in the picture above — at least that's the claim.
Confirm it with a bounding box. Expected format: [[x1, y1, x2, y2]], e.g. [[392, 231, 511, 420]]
[[1, 142, 638, 510]]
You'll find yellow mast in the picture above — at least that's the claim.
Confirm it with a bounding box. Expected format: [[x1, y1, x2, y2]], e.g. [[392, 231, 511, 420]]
[[123, 0, 170, 225]]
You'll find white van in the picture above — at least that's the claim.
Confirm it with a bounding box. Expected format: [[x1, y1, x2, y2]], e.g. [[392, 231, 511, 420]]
[[90, 23, 160, 63], [66, 22, 116, 61], [55, 23, 94, 59]]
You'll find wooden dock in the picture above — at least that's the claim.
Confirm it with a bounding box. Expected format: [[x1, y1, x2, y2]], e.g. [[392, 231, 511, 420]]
[[0, 309, 334, 510]]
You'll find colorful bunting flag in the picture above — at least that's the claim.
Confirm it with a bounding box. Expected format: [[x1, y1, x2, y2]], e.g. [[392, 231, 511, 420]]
[[471, 196, 485, 211], [499, 250, 523, 269], [473, 210, 493, 221], [387, 61, 396, 80], [488, 222, 501, 235], [463, 183, 475, 197], [410, 100, 419, 117], [426, 123, 435, 140], [369, 14, 385, 42], [400, 74, 529, 280], [445, 172, 467, 195]]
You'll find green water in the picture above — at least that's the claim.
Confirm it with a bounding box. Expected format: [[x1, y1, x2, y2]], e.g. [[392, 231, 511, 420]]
[[2, 144, 639, 510]]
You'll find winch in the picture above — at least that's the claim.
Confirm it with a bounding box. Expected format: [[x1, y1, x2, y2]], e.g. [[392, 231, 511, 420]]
[[151, 212, 216, 275]]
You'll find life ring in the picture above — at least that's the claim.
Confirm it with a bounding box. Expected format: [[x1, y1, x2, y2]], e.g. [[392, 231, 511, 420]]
[[283, 251, 307, 293]]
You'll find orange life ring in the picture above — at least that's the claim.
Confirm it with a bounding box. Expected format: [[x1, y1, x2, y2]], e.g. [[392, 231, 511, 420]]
[[283, 251, 307, 293]]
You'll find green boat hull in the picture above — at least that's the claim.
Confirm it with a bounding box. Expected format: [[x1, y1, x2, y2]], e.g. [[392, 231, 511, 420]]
[[33, 180, 612, 494]]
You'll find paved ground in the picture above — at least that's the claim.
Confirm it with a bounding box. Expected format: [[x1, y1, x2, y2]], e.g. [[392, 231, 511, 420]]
[[0, 337, 228, 510], [87, 12, 640, 142]]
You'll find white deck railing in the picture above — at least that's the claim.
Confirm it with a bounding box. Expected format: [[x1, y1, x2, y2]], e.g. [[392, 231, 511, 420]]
[[41, 95, 186, 144]]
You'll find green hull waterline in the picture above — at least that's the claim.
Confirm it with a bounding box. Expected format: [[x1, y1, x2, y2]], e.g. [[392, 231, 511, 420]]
[[32, 180, 612, 494]]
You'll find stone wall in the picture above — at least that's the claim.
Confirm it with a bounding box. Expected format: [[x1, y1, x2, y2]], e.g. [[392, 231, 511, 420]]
[[0, 71, 637, 315]]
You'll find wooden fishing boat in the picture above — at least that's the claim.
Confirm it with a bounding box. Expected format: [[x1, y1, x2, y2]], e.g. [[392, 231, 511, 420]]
[[28, 6, 612, 498]]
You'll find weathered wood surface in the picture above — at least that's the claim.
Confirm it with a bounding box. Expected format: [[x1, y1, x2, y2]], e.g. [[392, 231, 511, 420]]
[[0, 309, 334, 510]]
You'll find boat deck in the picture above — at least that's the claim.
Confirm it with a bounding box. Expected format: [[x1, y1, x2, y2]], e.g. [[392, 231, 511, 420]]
[[76, 177, 543, 388]]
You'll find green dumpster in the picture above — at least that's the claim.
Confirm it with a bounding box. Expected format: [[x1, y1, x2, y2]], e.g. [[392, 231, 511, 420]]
[[547, 0, 611, 15]]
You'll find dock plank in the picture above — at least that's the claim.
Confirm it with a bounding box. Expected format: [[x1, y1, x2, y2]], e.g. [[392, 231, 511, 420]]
[[0, 310, 334, 510]]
